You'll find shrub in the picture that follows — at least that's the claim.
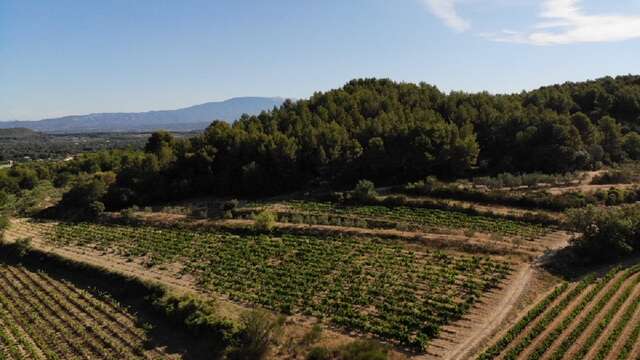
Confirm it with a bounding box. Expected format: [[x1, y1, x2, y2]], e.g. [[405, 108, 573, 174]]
[[229, 310, 282, 360], [222, 199, 240, 212], [352, 180, 377, 203], [301, 324, 323, 345], [88, 201, 105, 218], [307, 346, 331, 360], [338, 340, 388, 360], [591, 169, 636, 184], [254, 210, 277, 232], [566, 204, 640, 262]]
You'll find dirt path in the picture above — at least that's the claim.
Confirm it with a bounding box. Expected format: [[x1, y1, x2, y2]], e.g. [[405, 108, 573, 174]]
[[427, 231, 572, 360], [2, 219, 377, 358], [4, 217, 570, 360], [432, 265, 532, 360]]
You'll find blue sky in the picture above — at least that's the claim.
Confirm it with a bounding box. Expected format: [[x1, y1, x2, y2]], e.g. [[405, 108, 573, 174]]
[[2, 0, 640, 120]]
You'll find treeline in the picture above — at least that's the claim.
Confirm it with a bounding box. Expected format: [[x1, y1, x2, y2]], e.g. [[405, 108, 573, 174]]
[[99, 76, 640, 206], [4, 76, 640, 211]]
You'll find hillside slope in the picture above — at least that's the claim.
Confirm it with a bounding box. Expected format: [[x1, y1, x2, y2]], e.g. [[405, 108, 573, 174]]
[[0, 97, 284, 133]]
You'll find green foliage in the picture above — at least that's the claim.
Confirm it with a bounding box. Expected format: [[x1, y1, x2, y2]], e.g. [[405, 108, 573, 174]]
[[623, 132, 640, 160], [477, 283, 568, 359], [59, 175, 109, 217], [338, 340, 388, 360], [352, 180, 377, 202], [404, 175, 640, 211], [307, 346, 332, 360], [222, 199, 240, 212], [152, 292, 234, 343], [254, 210, 276, 232], [591, 167, 639, 184], [49, 222, 512, 351], [566, 205, 640, 262], [229, 310, 281, 360]]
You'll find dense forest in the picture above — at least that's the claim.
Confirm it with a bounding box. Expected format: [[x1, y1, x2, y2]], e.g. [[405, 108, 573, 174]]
[[3, 75, 640, 211]]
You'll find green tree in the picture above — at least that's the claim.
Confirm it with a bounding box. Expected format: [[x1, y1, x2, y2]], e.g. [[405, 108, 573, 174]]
[[598, 116, 625, 162], [622, 131, 640, 160]]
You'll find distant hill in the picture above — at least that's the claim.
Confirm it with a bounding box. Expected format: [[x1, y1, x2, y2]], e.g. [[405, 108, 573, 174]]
[[0, 97, 284, 133], [0, 127, 49, 140]]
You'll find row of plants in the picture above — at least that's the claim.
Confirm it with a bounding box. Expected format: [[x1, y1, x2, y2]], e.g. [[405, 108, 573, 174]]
[[617, 312, 640, 360], [282, 201, 549, 239], [479, 265, 640, 360], [500, 274, 595, 360], [593, 277, 640, 359], [476, 283, 569, 360], [47, 222, 512, 351], [572, 271, 640, 359], [0, 242, 244, 359], [531, 267, 625, 360]]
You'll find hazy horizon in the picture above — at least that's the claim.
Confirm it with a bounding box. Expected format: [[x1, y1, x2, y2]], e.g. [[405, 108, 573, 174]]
[[3, 0, 640, 120]]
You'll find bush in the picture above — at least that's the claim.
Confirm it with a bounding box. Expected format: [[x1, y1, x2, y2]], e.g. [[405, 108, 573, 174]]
[[301, 324, 323, 345], [152, 293, 234, 342], [566, 204, 640, 262], [88, 201, 105, 218], [254, 210, 277, 232], [338, 340, 388, 360], [592, 170, 636, 184], [307, 346, 331, 360], [352, 180, 377, 203], [229, 310, 282, 360], [222, 199, 240, 212]]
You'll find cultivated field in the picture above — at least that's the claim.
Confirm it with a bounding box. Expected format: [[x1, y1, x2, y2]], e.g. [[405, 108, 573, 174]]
[[15, 221, 513, 351], [478, 265, 640, 359], [0, 262, 175, 360]]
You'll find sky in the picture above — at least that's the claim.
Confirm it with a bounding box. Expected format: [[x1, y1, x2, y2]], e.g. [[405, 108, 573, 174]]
[[1, 0, 640, 120]]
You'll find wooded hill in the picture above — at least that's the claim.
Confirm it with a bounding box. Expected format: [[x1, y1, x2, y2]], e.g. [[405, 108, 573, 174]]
[[5, 75, 640, 209], [117, 75, 640, 201]]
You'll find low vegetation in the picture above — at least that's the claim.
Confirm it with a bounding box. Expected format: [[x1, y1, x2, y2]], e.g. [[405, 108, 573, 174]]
[[46, 221, 512, 351], [567, 204, 640, 262], [479, 265, 640, 360], [403, 176, 640, 211], [281, 201, 549, 238]]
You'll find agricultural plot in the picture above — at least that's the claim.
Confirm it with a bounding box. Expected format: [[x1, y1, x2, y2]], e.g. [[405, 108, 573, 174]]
[[0, 262, 173, 360], [478, 265, 640, 360], [45, 222, 512, 351], [271, 201, 549, 238]]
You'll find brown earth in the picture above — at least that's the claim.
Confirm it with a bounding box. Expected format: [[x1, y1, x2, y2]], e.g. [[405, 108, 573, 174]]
[[4, 215, 570, 359]]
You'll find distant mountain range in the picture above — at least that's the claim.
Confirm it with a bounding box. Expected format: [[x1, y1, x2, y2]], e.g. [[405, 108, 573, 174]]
[[0, 97, 285, 133]]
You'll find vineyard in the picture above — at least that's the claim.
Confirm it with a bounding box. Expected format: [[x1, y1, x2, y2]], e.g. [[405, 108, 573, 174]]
[[43, 222, 513, 351], [0, 262, 173, 360], [478, 265, 640, 359], [246, 201, 550, 239]]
